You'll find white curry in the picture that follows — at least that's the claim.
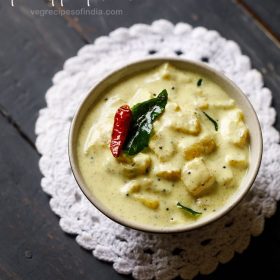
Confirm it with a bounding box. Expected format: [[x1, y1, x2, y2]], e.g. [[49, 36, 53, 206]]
[[76, 63, 249, 228]]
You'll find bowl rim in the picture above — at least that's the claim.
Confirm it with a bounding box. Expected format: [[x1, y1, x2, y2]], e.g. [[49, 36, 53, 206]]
[[68, 57, 263, 234]]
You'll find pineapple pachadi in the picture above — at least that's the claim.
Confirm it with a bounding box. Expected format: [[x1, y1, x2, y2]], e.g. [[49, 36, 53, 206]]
[[76, 63, 249, 229]]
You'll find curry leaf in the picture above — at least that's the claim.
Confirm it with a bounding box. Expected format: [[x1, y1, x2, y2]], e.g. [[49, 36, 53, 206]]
[[197, 78, 203, 87], [177, 202, 202, 216], [124, 90, 168, 155], [202, 111, 218, 131]]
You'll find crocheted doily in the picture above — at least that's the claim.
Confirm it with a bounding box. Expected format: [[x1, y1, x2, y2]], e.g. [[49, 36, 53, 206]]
[[35, 20, 280, 280]]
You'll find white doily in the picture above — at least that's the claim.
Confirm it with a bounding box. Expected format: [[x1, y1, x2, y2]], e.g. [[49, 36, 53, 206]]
[[35, 20, 280, 280]]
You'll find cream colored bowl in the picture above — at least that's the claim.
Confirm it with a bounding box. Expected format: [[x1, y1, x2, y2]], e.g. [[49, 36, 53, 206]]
[[69, 58, 262, 233]]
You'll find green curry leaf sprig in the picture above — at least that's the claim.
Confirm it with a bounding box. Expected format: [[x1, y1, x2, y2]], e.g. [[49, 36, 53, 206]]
[[202, 111, 218, 131], [124, 89, 168, 155], [110, 89, 168, 157], [177, 202, 202, 217]]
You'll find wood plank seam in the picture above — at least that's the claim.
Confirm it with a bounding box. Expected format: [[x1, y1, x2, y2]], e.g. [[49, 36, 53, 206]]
[[0, 104, 39, 155], [43, 0, 91, 44], [236, 0, 280, 48]]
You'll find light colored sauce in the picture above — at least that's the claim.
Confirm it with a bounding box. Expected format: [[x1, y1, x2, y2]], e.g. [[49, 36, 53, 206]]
[[77, 63, 249, 229]]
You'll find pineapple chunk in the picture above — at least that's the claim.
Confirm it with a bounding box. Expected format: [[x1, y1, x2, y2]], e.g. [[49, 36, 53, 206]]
[[120, 178, 152, 195], [157, 63, 192, 82], [215, 166, 234, 187], [163, 103, 200, 135], [196, 198, 210, 209], [226, 154, 248, 169], [148, 184, 172, 194], [106, 154, 151, 178], [182, 158, 215, 197], [128, 88, 153, 106], [194, 89, 209, 109], [221, 110, 249, 147], [83, 97, 125, 154], [83, 125, 111, 154], [121, 153, 151, 178], [210, 99, 235, 109], [167, 110, 201, 135], [180, 135, 216, 160], [103, 156, 121, 174], [154, 163, 181, 181], [149, 130, 176, 162], [195, 97, 209, 109], [116, 154, 133, 164], [158, 63, 177, 80], [177, 74, 193, 84], [165, 102, 181, 113], [133, 194, 160, 209]]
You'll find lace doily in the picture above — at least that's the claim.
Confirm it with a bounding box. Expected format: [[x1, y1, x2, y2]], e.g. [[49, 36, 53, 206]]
[[35, 20, 280, 280]]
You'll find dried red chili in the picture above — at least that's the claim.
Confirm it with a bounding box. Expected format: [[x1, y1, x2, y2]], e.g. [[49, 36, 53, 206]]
[[110, 104, 132, 157]]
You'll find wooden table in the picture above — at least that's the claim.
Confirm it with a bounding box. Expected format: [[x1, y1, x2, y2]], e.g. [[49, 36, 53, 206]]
[[1, 0, 279, 279]]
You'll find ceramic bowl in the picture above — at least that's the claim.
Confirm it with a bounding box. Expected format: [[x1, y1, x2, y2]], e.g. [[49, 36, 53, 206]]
[[69, 58, 263, 233]]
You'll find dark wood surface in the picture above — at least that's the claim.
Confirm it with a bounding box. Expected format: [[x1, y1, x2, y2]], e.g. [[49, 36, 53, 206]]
[[242, 0, 280, 40], [1, 1, 279, 279], [0, 0, 85, 142]]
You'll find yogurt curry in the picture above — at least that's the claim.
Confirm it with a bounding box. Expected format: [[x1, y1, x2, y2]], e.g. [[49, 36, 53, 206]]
[[77, 63, 249, 228]]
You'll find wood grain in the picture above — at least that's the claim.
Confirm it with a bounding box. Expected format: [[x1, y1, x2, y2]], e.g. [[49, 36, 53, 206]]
[[240, 0, 280, 42], [35, 0, 280, 131], [0, 0, 280, 279], [0, 114, 127, 280], [1, 0, 279, 139], [0, 0, 85, 142], [0, 106, 279, 280]]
